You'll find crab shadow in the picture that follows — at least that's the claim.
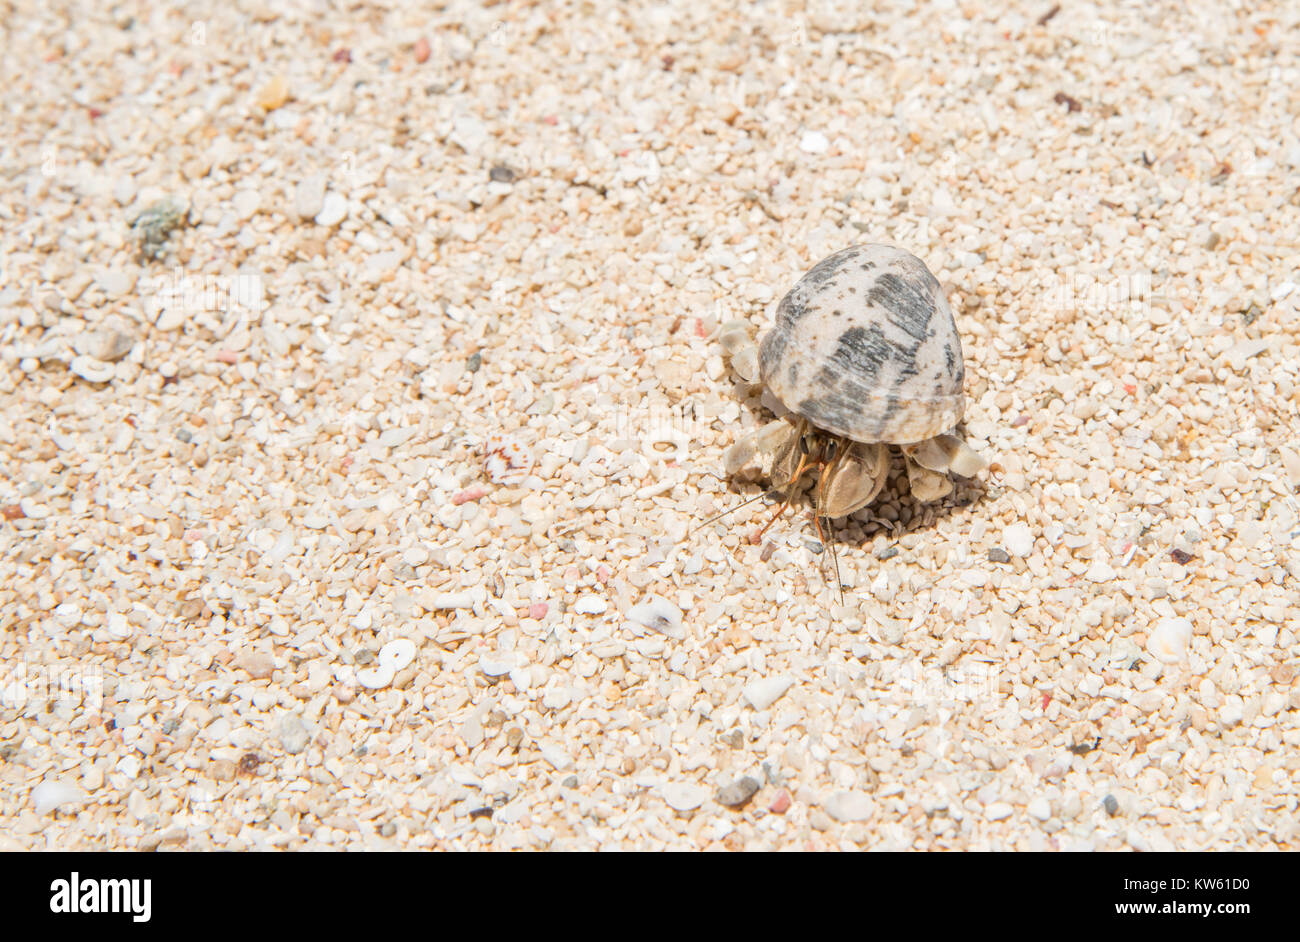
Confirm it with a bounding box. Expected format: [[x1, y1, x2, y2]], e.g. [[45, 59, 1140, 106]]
[[839, 461, 992, 550], [719, 450, 992, 560]]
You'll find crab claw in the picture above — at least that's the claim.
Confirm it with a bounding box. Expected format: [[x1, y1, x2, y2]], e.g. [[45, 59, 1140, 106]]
[[903, 452, 954, 503], [902, 434, 987, 478], [723, 419, 791, 475]]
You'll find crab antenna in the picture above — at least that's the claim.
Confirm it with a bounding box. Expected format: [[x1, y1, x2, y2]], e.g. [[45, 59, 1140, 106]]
[[811, 445, 848, 606], [811, 513, 845, 606], [690, 489, 772, 534], [828, 519, 844, 606]]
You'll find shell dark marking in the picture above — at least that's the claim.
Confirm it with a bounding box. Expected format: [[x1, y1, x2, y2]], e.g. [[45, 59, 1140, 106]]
[[869, 271, 936, 344]]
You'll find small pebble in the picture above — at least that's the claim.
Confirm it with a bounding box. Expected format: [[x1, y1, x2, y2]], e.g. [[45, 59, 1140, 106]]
[[769, 789, 792, 814], [527, 602, 548, 620], [542, 687, 571, 710], [466, 352, 482, 373], [1219, 702, 1244, 727], [257, 75, 290, 111], [1170, 548, 1193, 565], [232, 189, 261, 220], [97, 269, 134, 298], [823, 791, 874, 823], [315, 192, 348, 227], [716, 776, 760, 808], [663, 783, 709, 812], [414, 37, 431, 63], [451, 486, 487, 505], [480, 657, 513, 677], [1026, 796, 1051, 821], [355, 664, 395, 689], [430, 590, 475, 610], [1280, 448, 1300, 488], [743, 675, 793, 711], [75, 329, 136, 362], [573, 595, 607, 615], [105, 611, 132, 639], [626, 595, 684, 637], [234, 651, 274, 680], [1085, 559, 1117, 582], [277, 713, 310, 754], [1147, 616, 1193, 664], [31, 779, 86, 816], [489, 165, 517, 183], [987, 547, 1011, 564], [1102, 794, 1119, 817], [1003, 522, 1034, 557], [293, 175, 327, 220], [69, 356, 115, 384], [799, 130, 830, 154]]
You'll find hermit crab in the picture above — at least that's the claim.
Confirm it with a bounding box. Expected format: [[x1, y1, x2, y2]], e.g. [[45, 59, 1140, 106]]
[[715, 244, 987, 547]]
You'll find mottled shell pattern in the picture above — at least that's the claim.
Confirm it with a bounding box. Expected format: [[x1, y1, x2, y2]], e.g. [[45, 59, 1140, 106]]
[[758, 244, 965, 445]]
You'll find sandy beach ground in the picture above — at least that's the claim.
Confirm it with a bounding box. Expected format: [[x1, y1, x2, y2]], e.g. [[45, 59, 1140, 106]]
[[1, 1, 1297, 850]]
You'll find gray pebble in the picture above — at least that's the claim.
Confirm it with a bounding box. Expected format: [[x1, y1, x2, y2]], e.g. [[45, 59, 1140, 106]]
[[876, 545, 899, 560], [1102, 794, 1119, 817], [716, 776, 760, 808], [131, 198, 187, 260], [74, 328, 136, 363], [278, 714, 310, 755], [560, 775, 579, 789], [466, 352, 482, 373], [489, 165, 517, 183], [720, 729, 744, 749], [987, 547, 1011, 564]]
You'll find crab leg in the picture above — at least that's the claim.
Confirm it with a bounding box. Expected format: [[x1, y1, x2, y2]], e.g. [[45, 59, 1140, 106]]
[[755, 448, 812, 540]]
